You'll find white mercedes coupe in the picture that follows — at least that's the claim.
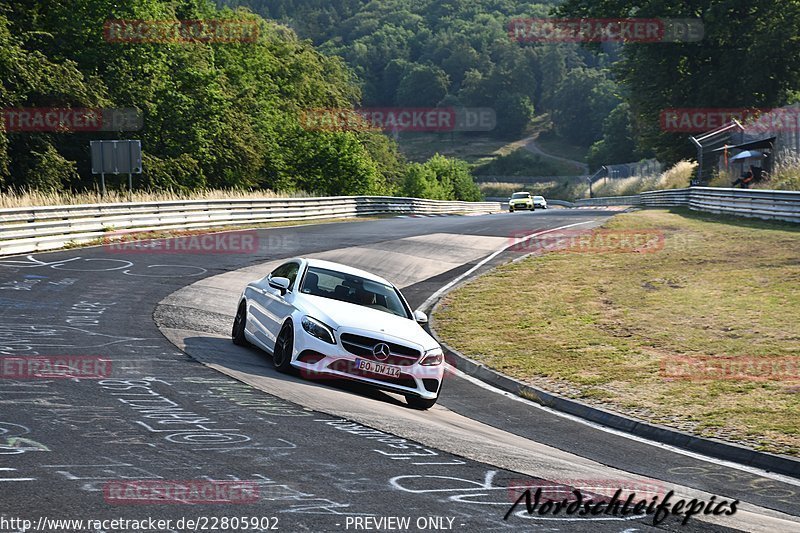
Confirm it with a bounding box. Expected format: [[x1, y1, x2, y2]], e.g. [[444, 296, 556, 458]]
[[231, 258, 445, 409]]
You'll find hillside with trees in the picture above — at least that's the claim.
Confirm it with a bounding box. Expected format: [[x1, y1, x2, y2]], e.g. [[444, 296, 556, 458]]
[[558, 0, 800, 167], [0, 0, 481, 200], [16, 1, 775, 196], [220, 0, 624, 143]]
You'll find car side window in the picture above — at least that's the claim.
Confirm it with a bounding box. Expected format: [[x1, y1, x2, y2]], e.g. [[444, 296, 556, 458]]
[[284, 263, 299, 290], [270, 262, 299, 291]]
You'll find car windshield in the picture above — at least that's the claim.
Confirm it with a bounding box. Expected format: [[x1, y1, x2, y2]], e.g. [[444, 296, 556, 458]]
[[300, 266, 411, 319], [534, 196, 544, 200], [511, 192, 530, 199]]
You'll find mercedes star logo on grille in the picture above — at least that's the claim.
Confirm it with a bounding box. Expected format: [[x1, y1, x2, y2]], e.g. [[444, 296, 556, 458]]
[[373, 343, 391, 361]]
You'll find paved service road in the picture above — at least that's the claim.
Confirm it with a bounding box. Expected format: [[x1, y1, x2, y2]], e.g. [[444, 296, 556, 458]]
[[0, 211, 798, 532]]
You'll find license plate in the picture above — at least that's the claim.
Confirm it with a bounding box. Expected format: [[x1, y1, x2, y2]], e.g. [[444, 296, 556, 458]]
[[355, 358, 400, 378]]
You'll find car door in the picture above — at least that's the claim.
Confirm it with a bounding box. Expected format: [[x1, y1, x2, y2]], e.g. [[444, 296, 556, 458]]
[[261, 261, 301, 348], [244, 274, 277, 352]]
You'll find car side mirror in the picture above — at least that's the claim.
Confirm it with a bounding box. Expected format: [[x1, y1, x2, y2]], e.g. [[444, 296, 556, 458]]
[[268, 276, 291, 295], [413, 310, 428, 325]]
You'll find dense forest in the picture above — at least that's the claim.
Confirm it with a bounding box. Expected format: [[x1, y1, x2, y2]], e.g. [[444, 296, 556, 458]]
[[558, 0, 800, 165], [0, 0, 480, 199], [224, 0, 800, 171], [4, 0, 799, 196], [222, 0, 624, 143]]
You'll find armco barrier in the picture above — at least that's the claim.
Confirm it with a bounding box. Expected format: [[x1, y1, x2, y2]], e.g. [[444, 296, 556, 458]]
[[574, 195, 642, 206], [0, 196, 502, 256], [574, 187, 800, 223]]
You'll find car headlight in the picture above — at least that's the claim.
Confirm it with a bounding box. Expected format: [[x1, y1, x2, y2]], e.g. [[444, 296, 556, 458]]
[[420, 347, 444, 366], [301, 316, 336, 344]]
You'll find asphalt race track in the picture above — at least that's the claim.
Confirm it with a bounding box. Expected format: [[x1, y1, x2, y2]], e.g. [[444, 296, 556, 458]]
[[1, 210, 799, 532]]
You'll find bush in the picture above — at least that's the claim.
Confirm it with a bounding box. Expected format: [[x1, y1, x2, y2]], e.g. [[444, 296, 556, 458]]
[[402, 154, 482, 200], [766, 152, 800, 191], [477, 177, 587, 201], [20, 144, 79, 191], [142, 153, 205, 191], [592, 160, 696, 197]]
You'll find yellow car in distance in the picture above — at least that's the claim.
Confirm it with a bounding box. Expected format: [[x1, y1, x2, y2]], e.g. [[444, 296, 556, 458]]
[[508, 191, 534, 212]]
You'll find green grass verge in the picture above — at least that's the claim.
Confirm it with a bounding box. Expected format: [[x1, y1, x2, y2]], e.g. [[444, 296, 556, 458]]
[[433, 209, 800, 456]]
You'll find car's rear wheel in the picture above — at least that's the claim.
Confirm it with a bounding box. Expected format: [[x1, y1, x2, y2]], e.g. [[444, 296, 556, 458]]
[[406, 395, 437, 410], [232, 301, 250, 346], [273, 321, 294, 373]]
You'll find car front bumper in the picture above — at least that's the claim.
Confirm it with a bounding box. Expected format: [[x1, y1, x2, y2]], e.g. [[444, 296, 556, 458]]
[[290, 326, 444, 400]]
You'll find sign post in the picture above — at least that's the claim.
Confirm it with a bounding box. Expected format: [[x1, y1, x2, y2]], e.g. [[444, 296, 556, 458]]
[[90, 140, 142, 199]]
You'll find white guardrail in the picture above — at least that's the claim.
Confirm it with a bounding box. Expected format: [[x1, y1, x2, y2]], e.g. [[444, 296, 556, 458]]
[[574, 187, 800, 223], [0, 196, 503, 256]]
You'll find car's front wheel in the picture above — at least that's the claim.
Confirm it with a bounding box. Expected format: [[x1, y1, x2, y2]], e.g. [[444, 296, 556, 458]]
[[273, 321, 295, 373], [406, 395, 437, 410], [508, 207, 514, 213], [232, 301, 250, 346]]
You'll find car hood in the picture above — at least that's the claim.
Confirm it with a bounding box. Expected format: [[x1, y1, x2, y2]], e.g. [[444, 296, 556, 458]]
[[296, 294, 438, 350]]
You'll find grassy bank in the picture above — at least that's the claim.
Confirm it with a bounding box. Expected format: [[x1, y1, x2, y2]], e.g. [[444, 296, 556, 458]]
[[434, 209, 800, 456], [535, 129, 588, 163], [395, 133, 514, 164], [0, 188, 312, 209], [592, 161, 695, 197], [472, 148, 580, 178]]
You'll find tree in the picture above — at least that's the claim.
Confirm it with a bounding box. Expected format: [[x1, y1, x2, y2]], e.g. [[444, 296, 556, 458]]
[[587, 102, 641, 170], [550, 68, 621, 146], [557, 0, 800, 163], [0, 0, 411, 195], [403, 162, 449, 199], [396, 63, 449, 107], [402, 153, 481, 200], [494, 92, 535, 138], [293, 132, 386, 196], [422, 153, 482, 201]]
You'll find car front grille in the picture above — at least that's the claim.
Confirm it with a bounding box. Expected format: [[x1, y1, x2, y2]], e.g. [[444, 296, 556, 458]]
[[339, 333, 420, 366]]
